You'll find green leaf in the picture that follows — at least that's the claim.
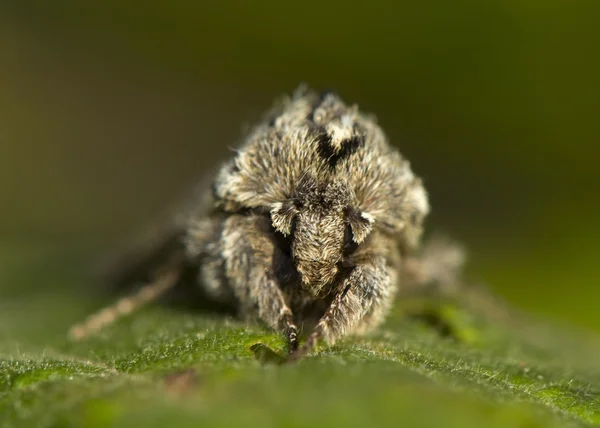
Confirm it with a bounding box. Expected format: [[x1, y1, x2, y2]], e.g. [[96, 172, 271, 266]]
[[1, 249, 600, 427]]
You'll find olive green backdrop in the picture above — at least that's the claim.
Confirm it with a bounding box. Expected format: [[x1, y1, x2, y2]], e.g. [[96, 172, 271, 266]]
[[1, 1, 598, 329]]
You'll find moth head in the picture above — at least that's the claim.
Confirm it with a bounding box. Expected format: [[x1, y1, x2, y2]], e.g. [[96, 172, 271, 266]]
[[269, 181, 375, 296]]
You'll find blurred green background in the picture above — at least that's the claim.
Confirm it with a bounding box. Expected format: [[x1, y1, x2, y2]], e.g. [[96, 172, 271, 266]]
[[1, 1, 599, 330]]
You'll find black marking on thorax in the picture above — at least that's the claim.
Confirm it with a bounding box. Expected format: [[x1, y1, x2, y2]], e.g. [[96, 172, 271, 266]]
[[315, 128, 365, 169]]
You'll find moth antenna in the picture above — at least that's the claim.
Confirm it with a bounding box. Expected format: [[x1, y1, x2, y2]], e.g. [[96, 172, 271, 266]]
[[68, 263, 182, 341]]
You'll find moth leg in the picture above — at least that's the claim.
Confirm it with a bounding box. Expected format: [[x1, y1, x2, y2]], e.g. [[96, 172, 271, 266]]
[[288, 256, 392, 361], [68, 262, 182, 341], [221, 215, 298, 352], [353, 262, 398, 335]]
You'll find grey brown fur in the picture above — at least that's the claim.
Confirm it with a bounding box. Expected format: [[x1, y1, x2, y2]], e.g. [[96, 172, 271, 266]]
[[71, 86, 433, 360], [187, 86, 429, 359]]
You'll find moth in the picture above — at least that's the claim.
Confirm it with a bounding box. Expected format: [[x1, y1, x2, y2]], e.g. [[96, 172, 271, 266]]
[[70, 86, 465, 361]]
